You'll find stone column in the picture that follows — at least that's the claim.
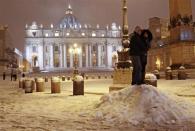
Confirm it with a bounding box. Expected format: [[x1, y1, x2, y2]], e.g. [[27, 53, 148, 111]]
[[60, 44, 63, 67], [43, 41, 45, 69], [85, 45, 89, 68], [63, 44, 67, 68], [25, 45, 31, 65], [97, 44, 101, 67], [70, 46, 73, 68], [106, 44, 112, 68], [50, 44, 54, 68], [61, 44, 64, 67], [79, 49, 82, 68], [38, 44, 44, 69], [88, 44, 92, 67]]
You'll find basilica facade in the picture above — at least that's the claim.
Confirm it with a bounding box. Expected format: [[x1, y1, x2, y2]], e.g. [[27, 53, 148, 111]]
[[25, 5, 122, 71]]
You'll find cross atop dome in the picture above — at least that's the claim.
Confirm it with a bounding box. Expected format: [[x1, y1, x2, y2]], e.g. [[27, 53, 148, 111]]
[[66, 4, 73, 14], [68, 4, 72, 10]]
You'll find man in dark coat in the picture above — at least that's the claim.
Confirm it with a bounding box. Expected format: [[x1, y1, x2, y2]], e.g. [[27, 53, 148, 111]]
[[140, 29, 153, 84], [129, 26, 146, 85]]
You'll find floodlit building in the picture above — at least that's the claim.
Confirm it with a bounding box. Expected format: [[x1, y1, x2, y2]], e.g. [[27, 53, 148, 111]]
[[0, 25, 23, 73], [147, 0, 195, 71], [149, 17, 170, 41], [25, 5, 122, 72]]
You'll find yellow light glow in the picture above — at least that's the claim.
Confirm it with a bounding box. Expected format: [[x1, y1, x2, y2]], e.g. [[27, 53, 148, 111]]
[[77, 48, 81, 54], [156, 58, 161, 70], [81, 33, 85, 36], [92, 33, 96, 37], [74, 43, 77, 48], [69, 48, 73, 53], [55, 32, 59, 37]]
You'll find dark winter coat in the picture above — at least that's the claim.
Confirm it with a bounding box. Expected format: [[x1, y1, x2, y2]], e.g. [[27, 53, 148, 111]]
[[129, 32, 146, 56], [141, 29, 153, 54]]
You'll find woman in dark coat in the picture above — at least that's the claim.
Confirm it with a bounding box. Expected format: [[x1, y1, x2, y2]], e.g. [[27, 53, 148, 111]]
[[140, 29, 153, 84]]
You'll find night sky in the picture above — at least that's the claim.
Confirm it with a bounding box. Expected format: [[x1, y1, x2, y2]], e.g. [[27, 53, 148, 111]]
[[0, 0, 195, 52]]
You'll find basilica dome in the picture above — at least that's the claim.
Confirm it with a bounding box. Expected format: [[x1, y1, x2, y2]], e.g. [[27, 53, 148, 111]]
[[58, 5, 81, 29]]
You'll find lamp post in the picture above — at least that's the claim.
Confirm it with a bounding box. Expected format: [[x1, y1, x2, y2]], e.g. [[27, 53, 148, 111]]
[[116, 0, 131, 68], [122, 0, 130, 48], [69, 43, 81, 76], [108, 0, 132, 92]]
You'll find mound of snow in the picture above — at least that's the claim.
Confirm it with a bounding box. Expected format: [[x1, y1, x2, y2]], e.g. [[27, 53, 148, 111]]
[[73, 75, 84, 82], [145, 73, 157, 81], [95, 85, 193, 126]]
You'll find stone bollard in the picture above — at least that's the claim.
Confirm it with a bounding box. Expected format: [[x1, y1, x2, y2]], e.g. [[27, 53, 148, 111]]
[[67, 76, 71, 81], [51, 77, 61, 93], [36, 78, 45, 92], [73, 75, 84, 96], [153, 70, 160, 79], [165, 67, 173, 80], [81, 73, 85, 78], [178, 66, 187, 80], [34, 77, 38, 83], [104, 75, 107, 79], [111, 75, 114, 79], [145, 73, 157, 87], [45, 77, 49, 82], [19, 78, 25, 88], [3, 72, 6, 80], [62, 76, 66, 81], [24, 79, 35, 93], [85, 75, 88, 80], [98, 75, 101, 79]]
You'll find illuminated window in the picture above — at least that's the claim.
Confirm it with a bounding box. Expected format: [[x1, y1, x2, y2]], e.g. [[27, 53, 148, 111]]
[[55, 32, 60, 37], [46, 59, 49, 66], [45, 33, 49, 37], [54, 46, 59, 52], [96, 24, 100, 29], [66, 32, 70, 36], [51, 24, 54, 28], [92, 33, 96, 37], [81, 33, 85, 36], [180, 32, 185, 40], [184, 32, 188, 39], [93, 46, 96, 52]]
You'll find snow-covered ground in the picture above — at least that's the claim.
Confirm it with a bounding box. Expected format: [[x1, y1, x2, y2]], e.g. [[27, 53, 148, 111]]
[[0, 78, 195, 131]]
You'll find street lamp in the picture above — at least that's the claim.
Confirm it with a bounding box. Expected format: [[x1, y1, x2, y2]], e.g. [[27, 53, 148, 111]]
[[116, 0, 131, 69], [69, 43, 81, 76]]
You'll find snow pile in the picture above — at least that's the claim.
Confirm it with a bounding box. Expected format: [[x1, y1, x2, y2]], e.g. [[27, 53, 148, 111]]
[[36, 77, 44, 82], [179, 66, 185, 70], [95, 85, 193, 126], [145, 73, 157, 81], [51, 77, 60, 82], [73, 75, 84, 82]]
